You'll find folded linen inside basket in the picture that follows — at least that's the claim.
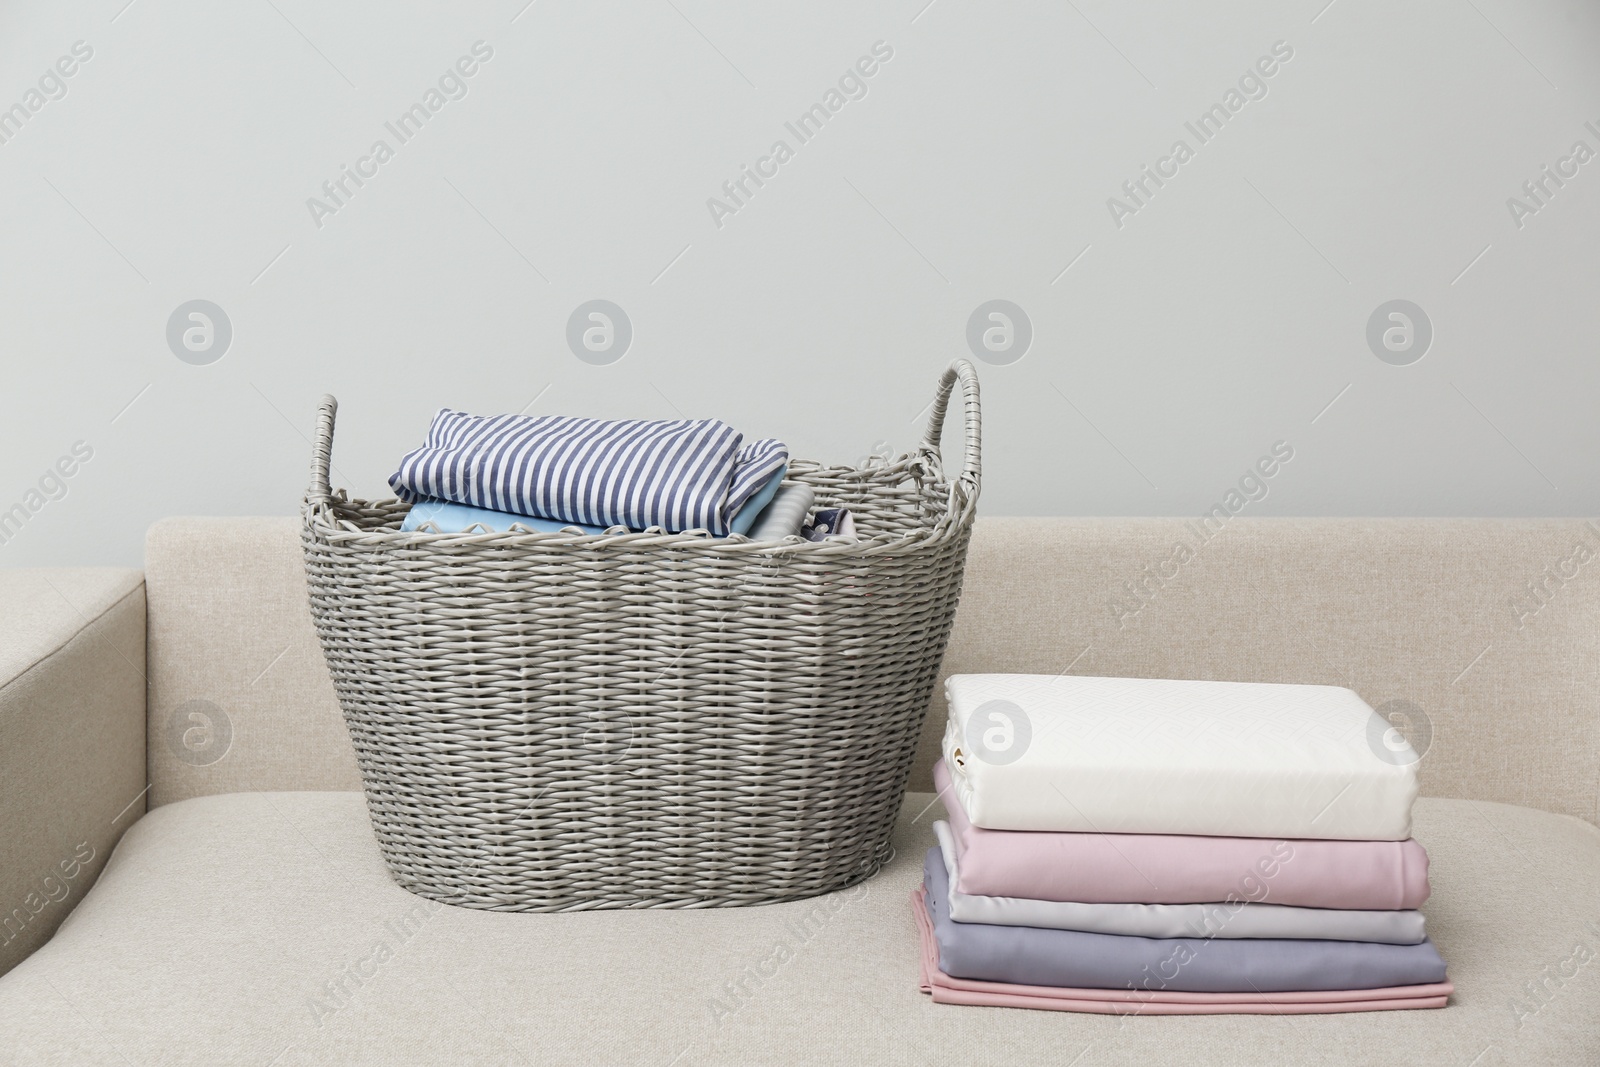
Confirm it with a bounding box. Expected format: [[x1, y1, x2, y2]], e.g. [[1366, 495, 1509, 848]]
[[744, 483, 814, 540], [400, 468, 789, 537], [389, 409, 787, 536]]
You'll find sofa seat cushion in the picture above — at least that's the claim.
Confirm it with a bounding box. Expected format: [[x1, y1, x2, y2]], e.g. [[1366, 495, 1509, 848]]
[[1, 793, 1597, 1065]]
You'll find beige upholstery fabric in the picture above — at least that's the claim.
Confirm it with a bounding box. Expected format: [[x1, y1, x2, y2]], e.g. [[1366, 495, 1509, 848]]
[[920, 517, 1600, 824], [0, 568, 146, 979], [144, 516, 1600, 826], [0, 791, 1595, 1065], [145, 517, 360, 806], [0, 568, 142, 684]]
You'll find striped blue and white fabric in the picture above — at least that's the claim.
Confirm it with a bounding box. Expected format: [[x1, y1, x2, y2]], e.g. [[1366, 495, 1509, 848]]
[[389, 409, 788, 537]]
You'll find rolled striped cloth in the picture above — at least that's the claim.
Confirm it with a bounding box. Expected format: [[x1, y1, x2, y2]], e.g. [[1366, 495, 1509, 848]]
[[389, 410, 788, 536]]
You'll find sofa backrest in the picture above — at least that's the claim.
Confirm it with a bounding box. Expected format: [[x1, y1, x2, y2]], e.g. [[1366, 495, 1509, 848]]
[[146, 516, 1600, 826], [146, 518, 362, 805]]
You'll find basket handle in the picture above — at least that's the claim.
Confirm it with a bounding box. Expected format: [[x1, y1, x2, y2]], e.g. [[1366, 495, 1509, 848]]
[[920, 360, 982, 517], [308, 394, 338, 507]]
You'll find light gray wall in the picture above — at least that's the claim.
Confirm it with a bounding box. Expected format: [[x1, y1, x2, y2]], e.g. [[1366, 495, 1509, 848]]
[[2, 0, 1598, 568]]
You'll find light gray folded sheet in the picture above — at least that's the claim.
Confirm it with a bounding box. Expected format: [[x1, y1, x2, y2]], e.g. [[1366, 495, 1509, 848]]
[[743, 483, 813, 540]]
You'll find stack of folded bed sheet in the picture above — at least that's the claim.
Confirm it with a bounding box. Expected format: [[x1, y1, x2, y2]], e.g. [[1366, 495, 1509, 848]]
[[918, 674, 1449, 1015]]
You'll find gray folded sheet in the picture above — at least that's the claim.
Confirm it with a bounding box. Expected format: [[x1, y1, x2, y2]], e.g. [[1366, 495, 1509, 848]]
[[924, 848, 1447, 993], [744, 483, 814, 540]]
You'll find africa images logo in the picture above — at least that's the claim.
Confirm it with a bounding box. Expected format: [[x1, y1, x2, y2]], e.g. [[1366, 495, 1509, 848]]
[[705, 41, 894, 229], [1105, 41, 1294, 229], [305, 41, 494, 229]]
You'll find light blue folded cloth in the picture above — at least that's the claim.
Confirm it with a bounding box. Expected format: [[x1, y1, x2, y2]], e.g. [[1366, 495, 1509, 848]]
[[401, 499, 606, 535], [402, 466, 788, 536], [730, 465, 786, 535]]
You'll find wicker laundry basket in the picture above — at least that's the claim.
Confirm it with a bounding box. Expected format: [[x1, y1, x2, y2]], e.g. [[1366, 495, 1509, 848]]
[[301, 361, 981, 911]]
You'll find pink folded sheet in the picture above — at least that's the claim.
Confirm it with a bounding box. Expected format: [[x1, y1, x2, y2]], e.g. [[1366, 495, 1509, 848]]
[[912, 888, 1452, 1015], [934, 760, 1429, 910]]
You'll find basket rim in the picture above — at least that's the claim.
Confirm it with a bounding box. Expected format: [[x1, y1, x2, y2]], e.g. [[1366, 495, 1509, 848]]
[[302, 362, 981, 559], [302, 456, 972, 558]]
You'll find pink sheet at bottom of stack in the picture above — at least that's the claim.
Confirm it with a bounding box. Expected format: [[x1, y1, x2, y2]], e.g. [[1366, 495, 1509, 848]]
[[912, 889, 1452, 1016]]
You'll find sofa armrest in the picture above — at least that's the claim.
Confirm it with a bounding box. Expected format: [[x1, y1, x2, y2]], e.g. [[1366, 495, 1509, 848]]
[[0, 568, 146, 978]]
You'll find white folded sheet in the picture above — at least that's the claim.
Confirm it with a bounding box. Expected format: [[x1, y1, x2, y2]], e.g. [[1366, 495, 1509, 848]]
[[942, 674, 1418, 840], [932, 823, 1426, 944]]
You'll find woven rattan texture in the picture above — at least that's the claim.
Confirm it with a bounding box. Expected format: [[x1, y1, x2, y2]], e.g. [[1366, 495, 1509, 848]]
[[301, 363, 980, 910]]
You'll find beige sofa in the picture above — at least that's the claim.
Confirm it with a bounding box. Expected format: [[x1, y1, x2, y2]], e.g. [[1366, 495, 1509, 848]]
[[2, 516, 1598, 1065]]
